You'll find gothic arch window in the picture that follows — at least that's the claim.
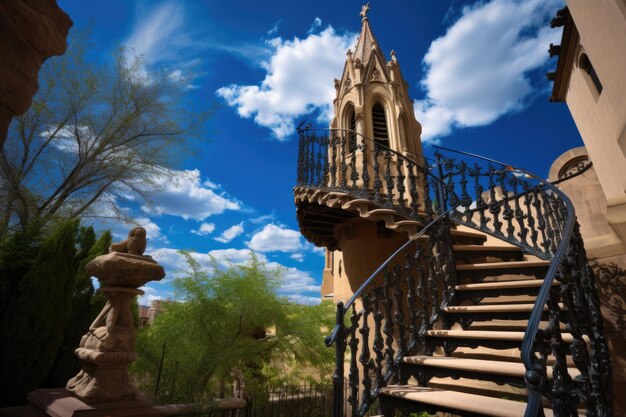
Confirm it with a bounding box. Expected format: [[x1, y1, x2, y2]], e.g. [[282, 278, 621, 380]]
[[372, 101, 389, 149], [344, 103, 357, 152], [579, 53, 603, 95]]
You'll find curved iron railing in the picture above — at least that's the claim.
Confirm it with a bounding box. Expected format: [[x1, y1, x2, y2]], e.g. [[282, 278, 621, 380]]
[[296, 128, 451, 223], [296, 127, 612, 416], [432, 146, 613, 417]]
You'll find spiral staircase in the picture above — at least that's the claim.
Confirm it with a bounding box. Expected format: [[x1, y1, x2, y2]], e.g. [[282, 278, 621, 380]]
[[294, 128, 614, 417]]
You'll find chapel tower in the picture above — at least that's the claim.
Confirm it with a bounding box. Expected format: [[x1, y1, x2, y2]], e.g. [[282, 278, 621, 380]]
[[330, 3, 423, 159]]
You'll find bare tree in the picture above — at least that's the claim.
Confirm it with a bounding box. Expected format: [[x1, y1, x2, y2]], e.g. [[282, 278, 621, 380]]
[[0, 36, 207, 236]]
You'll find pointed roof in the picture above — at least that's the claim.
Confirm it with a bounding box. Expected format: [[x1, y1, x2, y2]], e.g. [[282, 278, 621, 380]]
[[352, 5, 383, 65]]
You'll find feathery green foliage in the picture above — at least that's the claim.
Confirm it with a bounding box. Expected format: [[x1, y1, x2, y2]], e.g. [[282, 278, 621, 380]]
[[134, 252, 334, 404]]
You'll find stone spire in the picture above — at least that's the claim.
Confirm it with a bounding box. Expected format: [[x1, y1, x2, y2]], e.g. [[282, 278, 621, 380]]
[[330, 3, 424, 158], [353, 3, 383, 66]]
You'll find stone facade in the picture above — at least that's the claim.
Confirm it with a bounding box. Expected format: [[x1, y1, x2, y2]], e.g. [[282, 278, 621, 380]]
[[0, 0, 72, 148], [549, 2, 626, 413]]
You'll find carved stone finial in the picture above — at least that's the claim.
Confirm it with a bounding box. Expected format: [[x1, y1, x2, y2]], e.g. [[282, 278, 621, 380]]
[[109, 226, 147, 256], [360, 2, 370, 20]]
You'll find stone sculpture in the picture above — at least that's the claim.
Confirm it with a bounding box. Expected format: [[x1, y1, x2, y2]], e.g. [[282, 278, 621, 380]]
[[65, 227, 164, 403]]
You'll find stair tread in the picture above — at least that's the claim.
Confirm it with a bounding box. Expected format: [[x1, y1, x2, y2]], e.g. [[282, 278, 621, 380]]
[[450, 229, 488, 239], [453, 244, 521, 252], [402, 355, 581, 379], [426, 329, 578, 343], [456, 280, 554, 291], [456, 260, 550, 270], [379, 385, 555, 417], [443, 303, 545, 313]]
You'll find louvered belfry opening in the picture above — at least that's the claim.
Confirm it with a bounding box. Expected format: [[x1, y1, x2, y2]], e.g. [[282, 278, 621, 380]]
[[372, 102, 389, 149]]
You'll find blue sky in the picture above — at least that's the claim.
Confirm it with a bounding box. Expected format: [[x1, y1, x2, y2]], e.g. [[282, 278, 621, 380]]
[[56, 0, 581, 306]]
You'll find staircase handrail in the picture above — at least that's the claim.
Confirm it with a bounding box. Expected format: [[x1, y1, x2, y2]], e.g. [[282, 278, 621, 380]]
[[432, 145, 577, 416]]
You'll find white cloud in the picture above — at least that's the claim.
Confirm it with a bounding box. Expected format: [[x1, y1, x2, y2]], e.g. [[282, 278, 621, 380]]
[[415, 0, 562, 142], [246, 223, 304, 252], [216, 23, 357, 140], [124, 2, 206, 84], [191, 222, 216, 236], [290, 253, 304, 262], [143, 169, 240, 221], [267, 20, 281, 35], [149, 247, 320, 305], [214, 222, 245, 243], [307, 17, 322, 34]]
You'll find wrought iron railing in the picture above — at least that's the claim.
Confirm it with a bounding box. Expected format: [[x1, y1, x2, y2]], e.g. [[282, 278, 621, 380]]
[[325, 209, 459, 417], [296, 128, 446, 223], [432, 147, 613, 417], [296, 128, 612, 416]]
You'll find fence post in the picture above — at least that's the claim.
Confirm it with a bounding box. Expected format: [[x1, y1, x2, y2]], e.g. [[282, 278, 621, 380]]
[[154, 342, 166, 402]]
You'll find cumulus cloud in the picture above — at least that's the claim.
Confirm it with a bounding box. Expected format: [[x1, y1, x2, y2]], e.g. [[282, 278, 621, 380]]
[[214, 222, 245, 243], [143, 169, 240, 221], [216, 23, 357, 139], [415, 0, 562, 142], [149, 247, 320, 305], [246, 224, 304, 252], [191, 222, 216, 236]]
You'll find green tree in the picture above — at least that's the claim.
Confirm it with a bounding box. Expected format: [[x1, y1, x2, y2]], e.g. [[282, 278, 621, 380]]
[[0, 220, 79, 405], [44, 228, 112, 387], [133, 252, 334, 404], [0, 32, 207, 237]]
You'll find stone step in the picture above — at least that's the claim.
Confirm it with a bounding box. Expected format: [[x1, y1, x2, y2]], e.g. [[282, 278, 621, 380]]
[[456, 260, 550, 271], [402, 355, 580, 382], [453, 244, 525, 264], [427, 329, 578, 342], [379, 385, 557, 417], [450, 229, 487, 245]]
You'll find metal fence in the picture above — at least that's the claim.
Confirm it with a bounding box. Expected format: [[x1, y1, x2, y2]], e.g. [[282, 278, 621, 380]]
[[159, 382, 333, 417]]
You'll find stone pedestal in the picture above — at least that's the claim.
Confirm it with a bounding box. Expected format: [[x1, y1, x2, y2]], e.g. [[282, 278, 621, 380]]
[[65, 252, 164, 404]]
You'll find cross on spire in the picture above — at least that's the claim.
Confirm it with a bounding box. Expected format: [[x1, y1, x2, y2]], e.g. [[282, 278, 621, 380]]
[[360, 2, 370, 20]]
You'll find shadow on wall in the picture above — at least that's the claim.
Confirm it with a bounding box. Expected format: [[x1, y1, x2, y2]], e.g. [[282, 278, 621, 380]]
[[592, 262, 626, 332]]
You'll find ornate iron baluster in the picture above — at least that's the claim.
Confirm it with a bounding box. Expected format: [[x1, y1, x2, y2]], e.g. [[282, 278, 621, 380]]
[[396, 158, 406, 211], [330, 133, 338, 188], [499, 170, 515, 239], [391, 264, 407, 384], [511, 175, 528, 245], [404, 250, 419, 354], [347, 304, 360, 417], [340, 135, 348, 190], [360, 142, 370, 197], [407, 162, 420, 218], [533, 188, 549, 256], [488, 166, 503, 236], [523, 181, 539, 251], [358, 294, 373, 416], [381, 269, 396, 382], [384, 151, 394, 208], [373, 146, 382, 204], [371, 288, 385, 392], [459, 161, 473, 223], [349, 139, 359, 191]]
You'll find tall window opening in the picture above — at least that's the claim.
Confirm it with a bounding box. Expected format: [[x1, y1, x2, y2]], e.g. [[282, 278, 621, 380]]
[[345, 105, 357, 152], [580, 53, 603, 94], [372, 102, 389, 149]]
